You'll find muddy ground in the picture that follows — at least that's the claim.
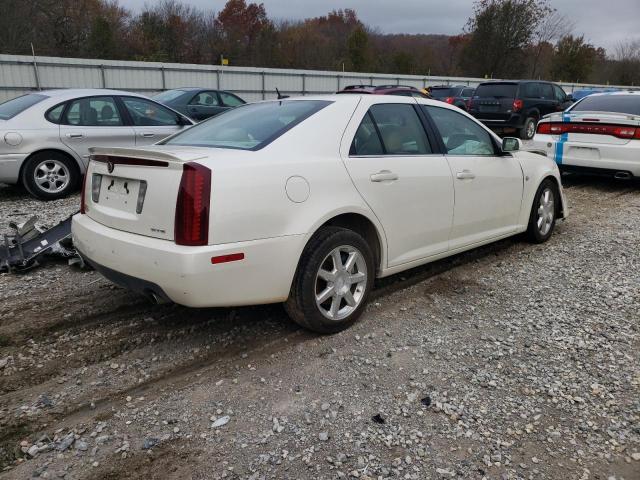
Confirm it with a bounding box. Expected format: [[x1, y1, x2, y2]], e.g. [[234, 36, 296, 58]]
[[0, 175, 639, 480]]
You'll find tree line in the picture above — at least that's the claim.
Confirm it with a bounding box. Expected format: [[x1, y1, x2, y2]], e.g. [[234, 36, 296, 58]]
[[1, 0, 638, 85]]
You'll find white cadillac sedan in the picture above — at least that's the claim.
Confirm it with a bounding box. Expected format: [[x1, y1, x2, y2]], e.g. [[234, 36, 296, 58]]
[[533, 91, 640, 178], [0, 89, 193, 199], [72, 95, 567, 333]]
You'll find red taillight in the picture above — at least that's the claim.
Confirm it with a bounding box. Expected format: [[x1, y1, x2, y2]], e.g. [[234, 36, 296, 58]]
[[80, 173, 89, 214], [536, 122, 638, 139], [512, 99, 524, 112], [536, 123, 551, 134], [444, 97, 455, 104], [175, 162, 211, 246]]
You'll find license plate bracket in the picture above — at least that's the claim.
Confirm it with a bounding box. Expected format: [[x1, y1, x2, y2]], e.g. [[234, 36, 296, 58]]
[[100, 176, 140, 213]]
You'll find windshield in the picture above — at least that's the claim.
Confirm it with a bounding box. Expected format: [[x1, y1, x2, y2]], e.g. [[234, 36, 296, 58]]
[[0, 94, 47, 120], [475, 83, 518, 98], [153, 90, 187, 103], [570, 95, 640, 116], [163, 100, 332, 150], [431, 88, 458, 98]]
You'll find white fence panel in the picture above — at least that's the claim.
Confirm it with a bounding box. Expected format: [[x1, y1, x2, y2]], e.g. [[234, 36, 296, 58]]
[[0, 54, 634, 103]]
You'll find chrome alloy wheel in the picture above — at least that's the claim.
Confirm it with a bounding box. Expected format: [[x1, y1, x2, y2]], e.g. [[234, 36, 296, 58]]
[[33, 159, 70, 194], [526, 119, 536, 139], [536, 187, 555, 236], [315, 245, 368, 321]]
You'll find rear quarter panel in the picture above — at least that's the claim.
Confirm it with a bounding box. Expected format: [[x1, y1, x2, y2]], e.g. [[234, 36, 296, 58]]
[[204, 98, 378, 246]]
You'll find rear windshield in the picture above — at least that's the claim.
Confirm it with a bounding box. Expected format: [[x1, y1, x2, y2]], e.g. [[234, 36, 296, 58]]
[[0, 94, 47, 120], [153, 90, 187, 103], [431, 88, 458, 98], [475, 83, 518, 98], [570, 95, 640, 116], [163, 100, 332, 150]]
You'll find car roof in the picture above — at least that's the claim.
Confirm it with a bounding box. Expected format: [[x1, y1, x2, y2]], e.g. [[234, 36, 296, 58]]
[[338, 85, 421, 94], [37, 88, 149, 100], [581, 90, 640, 97]]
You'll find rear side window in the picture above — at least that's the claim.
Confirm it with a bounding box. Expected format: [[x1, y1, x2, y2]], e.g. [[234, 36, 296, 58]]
[[350, 112, 384, 155], [0, 94, 47, 120], [475, 83, 518, 98], [45, 103, 65, 123], [570, 95, 640, 116], [121, 97, 180, 126], [462, 89, 475, 97], [154, 89, 187, 103], [64, 96, 123, 126], [190, 92, 220, 106], [164, 100, 331, 150], [521, 83, 541, 98], [424, 106, 496, 156], [369, 104, 432, 155], [219, 92, 245, 107]]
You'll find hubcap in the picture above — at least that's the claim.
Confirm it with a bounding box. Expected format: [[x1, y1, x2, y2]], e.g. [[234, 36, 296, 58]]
[[536, 188, 555, 235], [33, 159, 70, 194], [527, 120, 536, 138], [315, 245, 368, 321]]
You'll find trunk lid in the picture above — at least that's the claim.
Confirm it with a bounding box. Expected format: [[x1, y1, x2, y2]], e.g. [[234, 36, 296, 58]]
[[84, 145, 214, 241], [470, 83, 519, 120]]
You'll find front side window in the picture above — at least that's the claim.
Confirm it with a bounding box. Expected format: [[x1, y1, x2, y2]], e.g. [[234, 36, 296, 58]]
[[369, 104, 432, 155], [424, 106, 496, 156], [219, 92, 245, 107], [64, 96, 123, 126], [553, 85, 567, 102], [163, 100, 331, 150], [0, 94, 47, 120], [190, 92, 220, 106], [540, 83, 554, 100], [121, 97, 179, 126]]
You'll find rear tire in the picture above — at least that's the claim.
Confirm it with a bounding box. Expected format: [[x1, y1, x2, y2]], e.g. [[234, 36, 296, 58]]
[[285, 227, 374, 334], [22, 151, 80, 200], [526, 179, 558, 243], [519, 117, 537, 140]]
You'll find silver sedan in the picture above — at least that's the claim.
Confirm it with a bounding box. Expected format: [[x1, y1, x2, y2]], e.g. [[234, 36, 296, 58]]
[[0, 89, 193, 200]]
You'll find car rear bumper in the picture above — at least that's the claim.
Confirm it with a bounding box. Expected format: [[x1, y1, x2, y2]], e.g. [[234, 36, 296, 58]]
[[0, 153, 28, 184], [471, 113, 525, 130], [72, 213, 306, 307], [532, 135, 640, 176]]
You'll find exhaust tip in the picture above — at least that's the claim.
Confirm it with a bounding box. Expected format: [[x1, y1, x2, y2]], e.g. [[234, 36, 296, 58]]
[[614, 171, 632, 180]]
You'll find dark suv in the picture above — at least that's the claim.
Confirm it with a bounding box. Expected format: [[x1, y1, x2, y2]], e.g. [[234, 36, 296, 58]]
[[468, 81, 574, 139], [337, 85, 431, 99], [429, 85, 475, 111]]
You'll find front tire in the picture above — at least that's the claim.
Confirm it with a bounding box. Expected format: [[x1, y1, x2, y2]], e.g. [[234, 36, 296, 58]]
[[22, 151, 80, 200], [526, 179, 558, 243], [285, 227, 374, 334]]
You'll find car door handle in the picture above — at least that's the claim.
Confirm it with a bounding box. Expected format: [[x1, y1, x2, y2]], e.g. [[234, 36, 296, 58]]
[[139, 132, 155, 138], [370, 170, 399, 182], [456, 170, 476, 180], [66, 133, 84, 139]]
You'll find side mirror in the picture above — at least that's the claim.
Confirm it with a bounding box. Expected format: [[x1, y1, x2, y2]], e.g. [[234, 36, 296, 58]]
[[566, 94, 574, 102], [502, 137, 522, 152]]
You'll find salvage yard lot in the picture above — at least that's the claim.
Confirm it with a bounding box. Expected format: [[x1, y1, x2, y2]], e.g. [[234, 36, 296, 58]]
[[0, 177, 639, 479]]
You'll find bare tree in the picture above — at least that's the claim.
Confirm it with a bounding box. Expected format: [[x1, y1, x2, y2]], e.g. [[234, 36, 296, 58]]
[[613, 39, 640, 85], [530, 11, 574, 77]]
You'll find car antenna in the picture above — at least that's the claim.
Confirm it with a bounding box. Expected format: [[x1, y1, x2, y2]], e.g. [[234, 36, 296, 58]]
[[276, 88, 289, 100]]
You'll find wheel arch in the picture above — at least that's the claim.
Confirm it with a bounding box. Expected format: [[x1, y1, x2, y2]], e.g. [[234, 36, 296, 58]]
[[301, 209, 387, 276], [19, 148, 84, 187], [540, 174, 566, 218]]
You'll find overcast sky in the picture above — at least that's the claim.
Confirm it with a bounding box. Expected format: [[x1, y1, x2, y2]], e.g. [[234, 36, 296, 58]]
[[123, 0, 639, 54]]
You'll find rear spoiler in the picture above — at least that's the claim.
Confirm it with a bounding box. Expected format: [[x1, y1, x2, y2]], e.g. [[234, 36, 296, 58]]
[[88, 146, 208, 163]]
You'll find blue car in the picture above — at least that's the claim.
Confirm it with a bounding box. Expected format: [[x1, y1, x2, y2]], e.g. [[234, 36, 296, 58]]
[[570, 88, 620, 101]]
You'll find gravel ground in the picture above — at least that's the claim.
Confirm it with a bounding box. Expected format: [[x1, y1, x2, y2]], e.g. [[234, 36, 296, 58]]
[[0, 175, 639, 480]]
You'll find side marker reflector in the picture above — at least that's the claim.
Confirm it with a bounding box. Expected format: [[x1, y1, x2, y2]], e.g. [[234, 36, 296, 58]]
[[211, 253, 245, 265]]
